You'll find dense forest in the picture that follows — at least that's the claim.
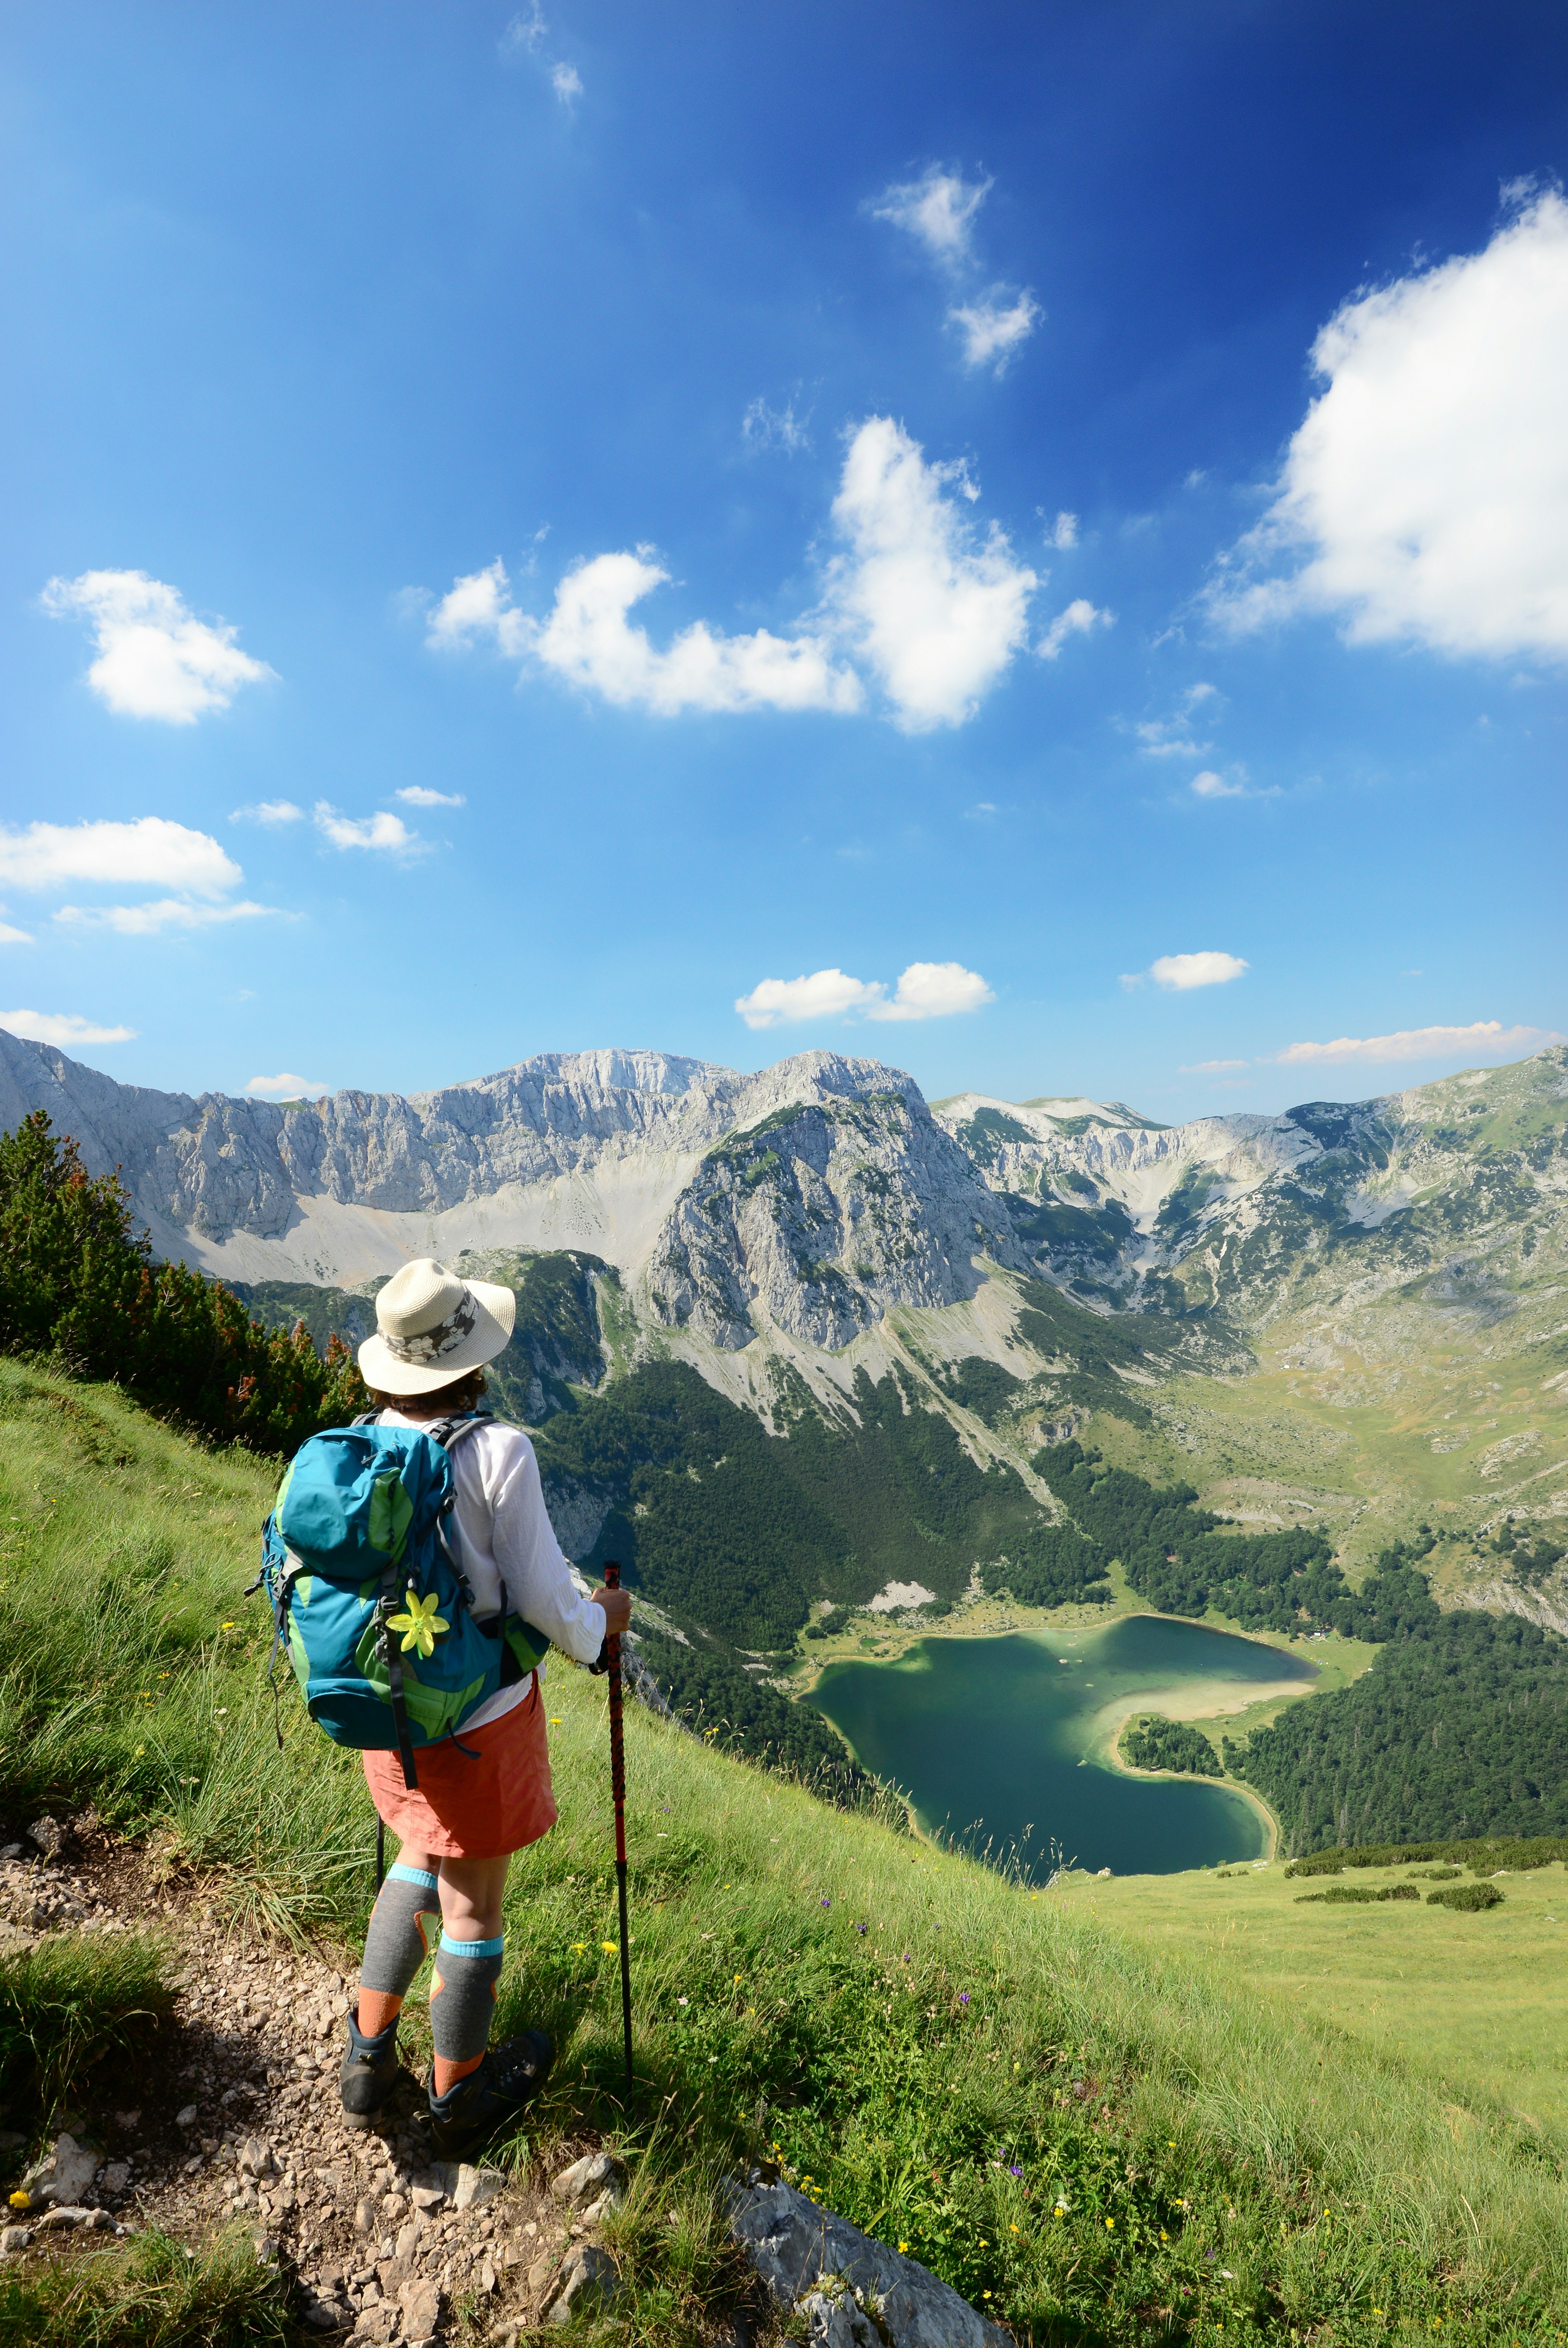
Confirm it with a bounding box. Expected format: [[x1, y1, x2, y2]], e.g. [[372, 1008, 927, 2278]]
[[1225, 1606, 1568, 1850], [532, 1359, 1054, 1646], [1120, 1715, 1221, 1776]]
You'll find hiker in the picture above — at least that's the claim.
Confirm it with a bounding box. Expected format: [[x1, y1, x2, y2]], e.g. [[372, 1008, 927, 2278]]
[[338, 1259, 631, 2156]]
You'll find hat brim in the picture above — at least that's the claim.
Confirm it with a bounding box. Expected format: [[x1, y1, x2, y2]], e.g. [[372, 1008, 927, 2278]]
[[357, 1276, 517, 1397]]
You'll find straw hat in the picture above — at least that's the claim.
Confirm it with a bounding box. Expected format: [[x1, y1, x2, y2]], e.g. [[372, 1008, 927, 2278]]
[[357, 1258, 516, 1396]]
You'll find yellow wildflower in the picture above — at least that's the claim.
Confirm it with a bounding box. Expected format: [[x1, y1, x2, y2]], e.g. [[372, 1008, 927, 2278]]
[[387, 1590, 448, 1657], [601, 1941, 618, 1954], [8, 2192, 29, 2211]]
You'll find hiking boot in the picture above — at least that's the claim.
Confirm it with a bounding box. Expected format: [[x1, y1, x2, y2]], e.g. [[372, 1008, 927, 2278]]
[[426, 2030, 555, 2159], [340, 2008, 402, 2129]]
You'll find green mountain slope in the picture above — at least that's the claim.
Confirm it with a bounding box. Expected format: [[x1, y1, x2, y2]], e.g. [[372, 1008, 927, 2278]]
[[3, 1358, 1568, 2344]]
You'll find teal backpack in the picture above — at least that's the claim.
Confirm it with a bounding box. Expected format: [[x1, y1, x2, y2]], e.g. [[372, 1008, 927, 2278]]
[[256, 1410, 550, 1788]]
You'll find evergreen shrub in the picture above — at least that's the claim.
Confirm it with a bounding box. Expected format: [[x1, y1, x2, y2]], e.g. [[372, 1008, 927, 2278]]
[[0, 1112, 366, 1452]]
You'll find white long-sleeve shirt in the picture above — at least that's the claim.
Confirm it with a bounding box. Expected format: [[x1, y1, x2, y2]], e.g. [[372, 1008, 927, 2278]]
[[379, 1409, 606, 1730]]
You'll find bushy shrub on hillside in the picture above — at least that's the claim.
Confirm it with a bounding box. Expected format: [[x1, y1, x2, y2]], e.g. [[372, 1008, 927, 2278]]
[[0, 1112, 365, 1452], [1428, 1880, 1505, 1911]]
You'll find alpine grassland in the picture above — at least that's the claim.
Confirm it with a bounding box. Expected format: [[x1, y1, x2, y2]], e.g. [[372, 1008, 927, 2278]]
[[4, 1358, 1568, 2344]]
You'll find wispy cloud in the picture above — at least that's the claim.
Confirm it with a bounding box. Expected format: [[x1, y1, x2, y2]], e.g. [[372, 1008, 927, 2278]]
[[313, 804, 425, 855], [1123, 951, 1249, 991], [1190, 769, 1245, 799], [870, 166, 992, 268], [742, 396, 812, 455], [0, 1008, 136, 1048], [394, 786, 466, 808], [1208, 189, 1568, 662], [54, 898, 276, 936], [1041, 511, 1078, 550], [40, 570, 274, 724], [1181, 1058, 1249, 1072], [1133, 683, 1218, 757], [0, 909, 31, 947], [735, 958, 993, 1029], [949, 287, 1041, 375], [1272, 1019, 1561, 1067], [0, 818, 242, 898], [244, 1072, 327, 1100], [1038, 598, 1111, 660], [232, 799, 303, 826], [499, 4, 583, 106]]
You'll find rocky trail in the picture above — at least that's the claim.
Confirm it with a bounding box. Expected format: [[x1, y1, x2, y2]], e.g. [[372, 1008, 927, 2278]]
[[0, 1811, 629, 2341]]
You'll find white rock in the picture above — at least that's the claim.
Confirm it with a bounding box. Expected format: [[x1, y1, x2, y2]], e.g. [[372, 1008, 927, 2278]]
[[728, 2174, 1009, 2348], [175, 2104, 199, 2129], [550, 2151, 625, 2210], [451, 2163, 504, 2212], [0, 2225, 31, 2254], [22, 2133, 101, 2208]]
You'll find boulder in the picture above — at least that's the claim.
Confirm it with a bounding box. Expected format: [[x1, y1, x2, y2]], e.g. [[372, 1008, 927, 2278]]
[[727, 2174, 1009, 2348], [545, 2243, 619, 2324], [22, 2132, 100, 2208]]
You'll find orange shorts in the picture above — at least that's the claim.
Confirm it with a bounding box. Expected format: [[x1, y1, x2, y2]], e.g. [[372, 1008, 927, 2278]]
[[362, 1676, 557, 1860]]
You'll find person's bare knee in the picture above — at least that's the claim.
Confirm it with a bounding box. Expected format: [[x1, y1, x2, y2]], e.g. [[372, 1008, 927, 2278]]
[[438, 1854, 511, 1942]]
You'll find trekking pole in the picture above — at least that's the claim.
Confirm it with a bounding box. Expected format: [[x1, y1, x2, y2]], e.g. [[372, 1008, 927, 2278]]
[[603, 1561, 635, 2095]]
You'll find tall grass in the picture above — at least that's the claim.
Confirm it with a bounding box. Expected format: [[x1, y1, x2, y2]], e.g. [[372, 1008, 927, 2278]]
[[0, 1933, 172, 2116], [2, 1358, 1566, 2342]]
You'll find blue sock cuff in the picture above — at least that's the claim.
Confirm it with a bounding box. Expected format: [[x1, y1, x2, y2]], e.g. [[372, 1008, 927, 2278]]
[[439, 1931, 505, 1960], [388, 1863, 440, 1894]]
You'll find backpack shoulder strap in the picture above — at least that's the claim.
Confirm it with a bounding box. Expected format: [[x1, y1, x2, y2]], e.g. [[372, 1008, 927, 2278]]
[[421, 1410, 492, 1456]]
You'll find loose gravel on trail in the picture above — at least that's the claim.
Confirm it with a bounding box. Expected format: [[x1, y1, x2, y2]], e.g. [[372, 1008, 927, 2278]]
[[0, 1814, 624, 2342]]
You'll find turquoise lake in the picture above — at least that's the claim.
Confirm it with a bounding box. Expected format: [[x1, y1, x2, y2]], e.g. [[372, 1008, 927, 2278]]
[[807, 1614, 1318, 1878]]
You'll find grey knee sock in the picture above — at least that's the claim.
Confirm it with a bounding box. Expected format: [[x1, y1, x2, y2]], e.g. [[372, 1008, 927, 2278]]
[[430, 1932, 504, 2068], [361, 1864, 441, 2010]]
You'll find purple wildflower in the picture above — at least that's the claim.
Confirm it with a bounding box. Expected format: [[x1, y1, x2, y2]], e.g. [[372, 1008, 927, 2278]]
[[960, 1992, 971, 2005], [820, 1897, 831, 1908], [901, 1952, 911, 1963], [1009, 2165, 1022, 2177], [855, 1923, 867, 1935]]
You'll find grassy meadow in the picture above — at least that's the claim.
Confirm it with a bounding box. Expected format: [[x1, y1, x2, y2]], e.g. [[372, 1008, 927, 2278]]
[[4, 1357, 1568, 2342], [1056, 1856, 1568, 2142]]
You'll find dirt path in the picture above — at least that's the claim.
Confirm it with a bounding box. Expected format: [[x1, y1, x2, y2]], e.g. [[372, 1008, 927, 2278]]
[[0, 1813, 624, 2342]]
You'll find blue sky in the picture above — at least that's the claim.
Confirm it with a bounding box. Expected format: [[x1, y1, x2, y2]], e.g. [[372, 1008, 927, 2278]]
[[2, 1, 1565, 1121]]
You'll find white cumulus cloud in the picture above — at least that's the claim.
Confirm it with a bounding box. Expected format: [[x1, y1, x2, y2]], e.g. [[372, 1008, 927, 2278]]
[[1210, 189, 1568, 662], [0, 818, 242, 898], [394, 786, 467, 808], [949, 287, 1041, 374], [1124, 951, 1250, 991], [313, 804, 423, 855], [430, 553, 861, 717], [735, 958, 993, 1029], [0, 1008, 136, 1047], [735, 969, 886, 1029], [824, 417, 1038, 728], [244, 1073, 327, 1100], [1273, 1019, 1561, 1068], [870, 166, 991, 268], [0, 909, 32, 946], [1038, 597, 1111, 661], [40, 570, 274, 723], [866, 960, 995, 1021], [232, 799, 303, 825], [430, 417, 1043, 730], [54, 898, 275, 936], [1190, 770, 1245, 798]]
